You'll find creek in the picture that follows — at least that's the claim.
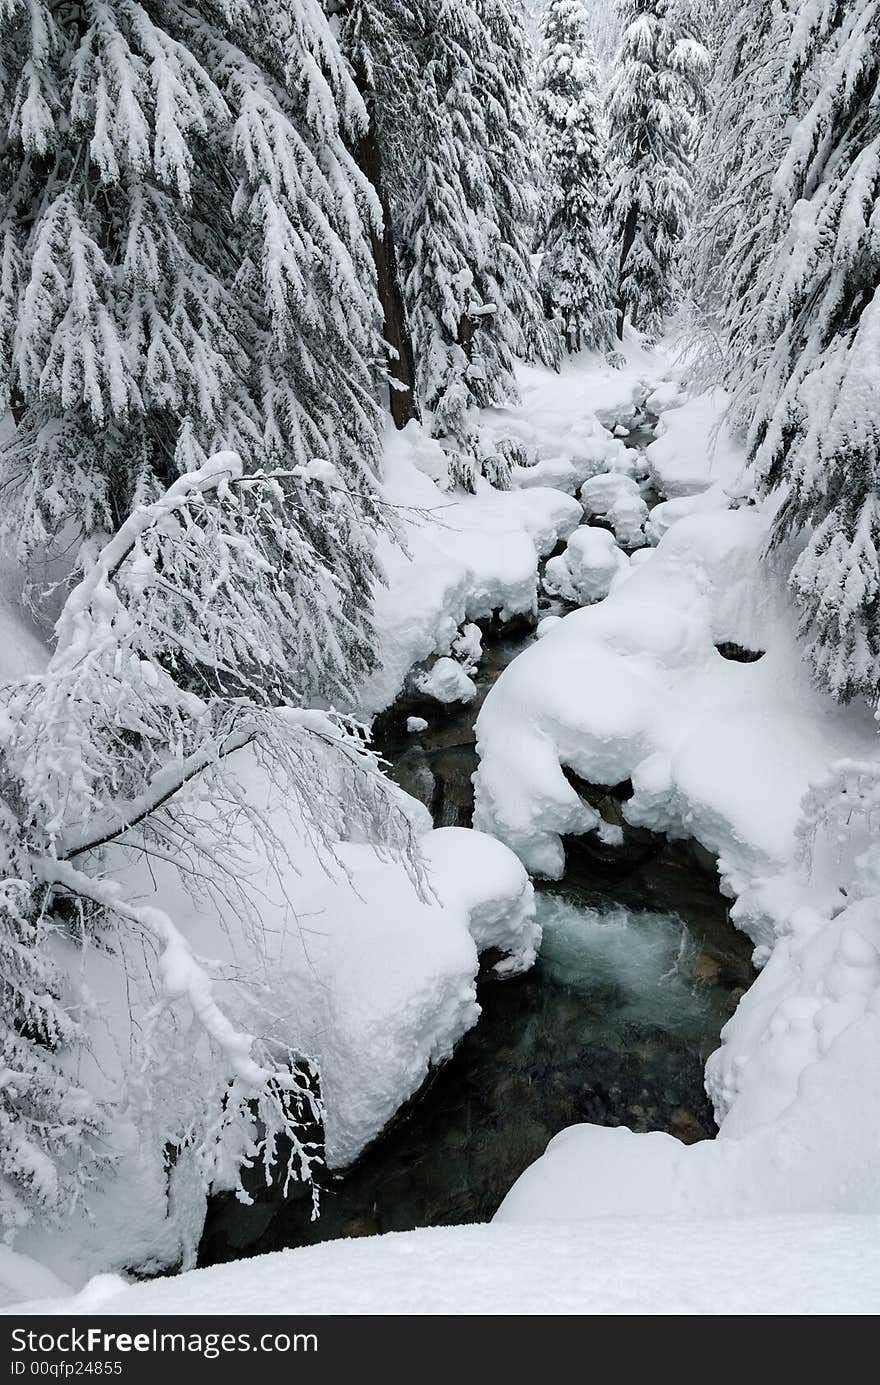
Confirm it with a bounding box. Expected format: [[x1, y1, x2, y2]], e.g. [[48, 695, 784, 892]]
[[199, 602, 754, 1267]]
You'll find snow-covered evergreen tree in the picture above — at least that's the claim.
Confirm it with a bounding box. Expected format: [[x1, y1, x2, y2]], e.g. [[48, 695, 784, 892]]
[[536, 0, 615, 352], [606, 0, 708, 338], [684, 0, 792, 401], [476, 0, 559, 375], [743, 0, 880, 704], [0, 0, 384, 702], [396, 3, 494, 485], [392, 1, 551, 488]]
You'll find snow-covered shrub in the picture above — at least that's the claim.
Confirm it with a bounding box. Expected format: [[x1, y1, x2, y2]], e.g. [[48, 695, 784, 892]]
[[796, 759, 880, 904]]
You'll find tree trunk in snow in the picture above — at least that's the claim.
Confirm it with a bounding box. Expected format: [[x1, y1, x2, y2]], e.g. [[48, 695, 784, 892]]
[[616, 203, 639, 340], [353, 84, 420, 429]]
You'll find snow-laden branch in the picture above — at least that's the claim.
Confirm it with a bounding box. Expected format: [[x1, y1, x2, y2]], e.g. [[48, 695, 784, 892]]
[[34, 858, 274, 1092], [0, 451, 419, 1222]]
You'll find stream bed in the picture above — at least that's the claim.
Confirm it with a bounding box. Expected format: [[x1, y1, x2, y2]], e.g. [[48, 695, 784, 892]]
[[199, 410, 757, 1268], [199, 622, 755, 1267]]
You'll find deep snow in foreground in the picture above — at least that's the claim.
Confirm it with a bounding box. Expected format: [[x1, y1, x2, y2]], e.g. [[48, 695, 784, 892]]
[[8, 1217, 879, 1316]]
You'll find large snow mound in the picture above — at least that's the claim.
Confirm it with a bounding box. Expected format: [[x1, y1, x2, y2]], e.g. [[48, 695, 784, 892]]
[[9, 1216, 878, 1315], [474, 503, 875, 881]]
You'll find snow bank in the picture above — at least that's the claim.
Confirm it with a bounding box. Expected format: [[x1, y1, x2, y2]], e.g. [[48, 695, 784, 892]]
[[13, 753, 535, 1291], [475, 381, 880, 1238], [361, 422, 581, 714], [480, 353, 651, 470], [10, 1216, 878, 1315], [645, 388, 746, 499], [474, 500, 875, 880]]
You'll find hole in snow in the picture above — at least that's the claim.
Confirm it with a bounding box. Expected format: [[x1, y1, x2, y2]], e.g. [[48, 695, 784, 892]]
[[715, 642, 765, 663]]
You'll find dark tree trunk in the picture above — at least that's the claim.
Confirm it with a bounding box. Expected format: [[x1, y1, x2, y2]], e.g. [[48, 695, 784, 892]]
[[353, 81, 420, 429], [10, 385, 27, 428], [616, 203, 639, 341]]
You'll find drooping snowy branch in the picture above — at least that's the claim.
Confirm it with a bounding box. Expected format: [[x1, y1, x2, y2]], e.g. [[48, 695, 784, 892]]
[[0, 452, 419, 1227]]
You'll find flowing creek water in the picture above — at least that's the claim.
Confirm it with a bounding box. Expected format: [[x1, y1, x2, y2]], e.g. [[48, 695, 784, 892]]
[[199, 609, 755, 1267]]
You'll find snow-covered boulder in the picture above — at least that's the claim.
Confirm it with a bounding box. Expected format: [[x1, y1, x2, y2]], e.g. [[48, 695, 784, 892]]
[[543, 527, 629, 606], [579, 473, 648, 548], [412, 656, 477, 704]]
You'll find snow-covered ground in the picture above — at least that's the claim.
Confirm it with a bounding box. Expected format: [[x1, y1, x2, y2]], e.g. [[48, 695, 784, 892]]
[[8, 1216, 879, 1315]]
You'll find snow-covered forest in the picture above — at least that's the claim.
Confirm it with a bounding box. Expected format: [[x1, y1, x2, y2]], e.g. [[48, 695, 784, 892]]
[[0, 0, 878, 1316]]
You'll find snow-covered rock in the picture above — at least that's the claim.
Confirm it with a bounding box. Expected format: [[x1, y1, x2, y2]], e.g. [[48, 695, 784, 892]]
[[543, 526, 629, 605], [579, 473, 648, 548], [412, 655, 477, 704]]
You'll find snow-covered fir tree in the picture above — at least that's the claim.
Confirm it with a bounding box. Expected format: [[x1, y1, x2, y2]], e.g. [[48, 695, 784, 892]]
[[606, 0, 708, 339], [742, 0, 880, 704], [476, 0, 559, 376], [536, 0, 615, 353], [0, 0, 384, 703], [684, 0, 793, 399], [394, 1, 550, 488]]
